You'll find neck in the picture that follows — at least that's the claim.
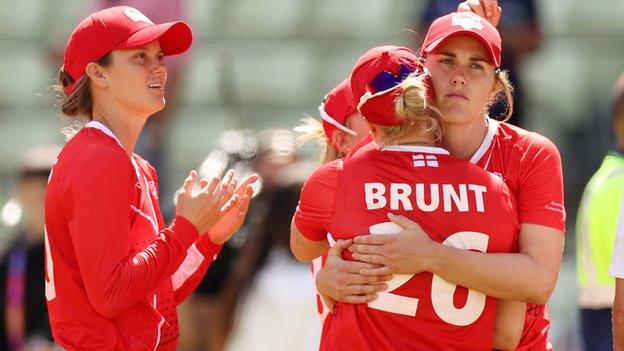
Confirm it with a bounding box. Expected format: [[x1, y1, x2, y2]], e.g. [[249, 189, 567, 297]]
[[91, 100, 148, 157], [375, 131, 436, 148], [441, 116, 488, 160]]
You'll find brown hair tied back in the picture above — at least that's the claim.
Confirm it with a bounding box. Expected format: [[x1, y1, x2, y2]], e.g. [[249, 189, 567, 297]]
[[386, 73, 443, 145], [55, 53, 113, 120], [491, 69, 515, 122]]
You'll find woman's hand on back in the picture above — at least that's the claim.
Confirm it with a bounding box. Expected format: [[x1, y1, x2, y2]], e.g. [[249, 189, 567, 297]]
[[349, 213, 437, 276], [316, 239, 391, 308]]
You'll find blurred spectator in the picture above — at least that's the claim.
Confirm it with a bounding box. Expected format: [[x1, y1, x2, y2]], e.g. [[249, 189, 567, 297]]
[[415, 0, 542, 126], [0, 145, 60, 350], [180, 129, 299, 351], [606, 74, 624, 350], [223, 171, 319, 351]]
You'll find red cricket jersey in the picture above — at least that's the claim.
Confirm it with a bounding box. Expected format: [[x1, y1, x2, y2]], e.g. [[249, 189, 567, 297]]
[[44, 122, 222, 350], [348, 120, 565, 350], [295, 144, 519, 351], [470, 120, 565, 351]]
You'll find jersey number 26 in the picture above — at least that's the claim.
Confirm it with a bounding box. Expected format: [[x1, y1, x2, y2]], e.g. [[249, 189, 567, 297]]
[[367, 222, 488, 327]]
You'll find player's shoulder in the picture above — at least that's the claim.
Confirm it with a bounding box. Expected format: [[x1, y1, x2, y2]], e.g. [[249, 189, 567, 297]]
[[346, 133, 375, 158], [60, 128, 131, 176], [300, 159, 343, 207], [497, 122, 560, 157], [448, 154, 505, 186], [308, 158, 343, 183]]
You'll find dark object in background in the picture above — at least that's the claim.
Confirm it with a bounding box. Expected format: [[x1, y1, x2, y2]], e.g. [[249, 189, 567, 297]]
[[0, 145, 59, 350]]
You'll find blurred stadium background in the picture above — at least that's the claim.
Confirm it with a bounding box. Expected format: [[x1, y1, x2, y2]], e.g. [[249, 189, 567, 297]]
[[1, 0, 624, 350]]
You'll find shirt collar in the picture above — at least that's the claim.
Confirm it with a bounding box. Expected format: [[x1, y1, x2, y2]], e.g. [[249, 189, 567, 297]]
[[84, 120, 124, 149]]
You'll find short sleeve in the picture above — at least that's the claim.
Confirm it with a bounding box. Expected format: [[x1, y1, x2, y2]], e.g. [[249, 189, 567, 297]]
[[293, 160, 342, 241], [517, 135, 566, 231]]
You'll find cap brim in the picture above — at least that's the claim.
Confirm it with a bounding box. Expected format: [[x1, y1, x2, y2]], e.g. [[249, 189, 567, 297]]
[[115, 21, 193, 56], [423, 30, 498, 66]]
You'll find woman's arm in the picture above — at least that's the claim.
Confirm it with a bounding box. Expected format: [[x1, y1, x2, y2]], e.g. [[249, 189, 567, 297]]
[[492, 300, 526, 350], [350, 214, 564, 304], [64, 151, 201, 318], [290, 160, 343, 261], [614, 278, 624, 351], [173, 175, 257, 304], [290, 220, 330, 262]]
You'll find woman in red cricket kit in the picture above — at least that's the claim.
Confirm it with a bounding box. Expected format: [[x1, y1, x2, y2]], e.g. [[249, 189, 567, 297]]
[[44, 6, 256, 350]]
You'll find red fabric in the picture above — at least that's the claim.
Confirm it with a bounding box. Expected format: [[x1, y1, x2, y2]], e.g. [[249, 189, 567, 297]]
[[345, 121, 563, 350], [294, 160, 342, 242], [296, 145, 519, 350], [471, 121, 564, 351], [348, 46, 419, 107], [172, 234, 222, 304], [358, 86, 405, 126], [44, 127, 220, 350], [514, 305, 552, 351], [311, 254, 329, 321], [473, 122, 565, 232], [321, 78, 357, 146]]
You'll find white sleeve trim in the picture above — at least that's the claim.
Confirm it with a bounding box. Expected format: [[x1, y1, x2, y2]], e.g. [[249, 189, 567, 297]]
[[171, 244, 205, 290]]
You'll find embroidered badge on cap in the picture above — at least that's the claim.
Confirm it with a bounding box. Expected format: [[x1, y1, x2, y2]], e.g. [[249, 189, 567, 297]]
[[451, 12, 484, 30], [124, 8, 153, 24]]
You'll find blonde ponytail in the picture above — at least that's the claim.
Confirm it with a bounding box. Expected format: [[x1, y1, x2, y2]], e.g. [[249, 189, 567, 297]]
[[295, 117, 341, 164], [377, 74, 443, 145]]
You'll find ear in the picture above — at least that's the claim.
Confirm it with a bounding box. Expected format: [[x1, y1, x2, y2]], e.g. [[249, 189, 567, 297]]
[[85, 62, 108, 88], [331, 131, 349, 154]]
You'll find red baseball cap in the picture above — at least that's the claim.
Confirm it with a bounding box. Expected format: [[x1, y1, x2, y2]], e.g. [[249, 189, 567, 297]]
[[348, 46, 420, 107], [348, 46, 423, 126], [420, 12, 501, 67], [319, 78, 358, 146], [63, 6, 193, 94]]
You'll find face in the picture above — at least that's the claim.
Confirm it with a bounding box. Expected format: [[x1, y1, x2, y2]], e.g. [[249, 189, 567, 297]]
[[344, 112, 370, 148], [333, 112, 369, 154], [99, 41, 167, 116], [424, 35, 497, 126]]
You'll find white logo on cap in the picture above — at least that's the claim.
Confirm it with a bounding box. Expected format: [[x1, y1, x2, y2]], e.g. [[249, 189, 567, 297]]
[[451, 13, 483, 31], [124, 8, 154, 24]]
